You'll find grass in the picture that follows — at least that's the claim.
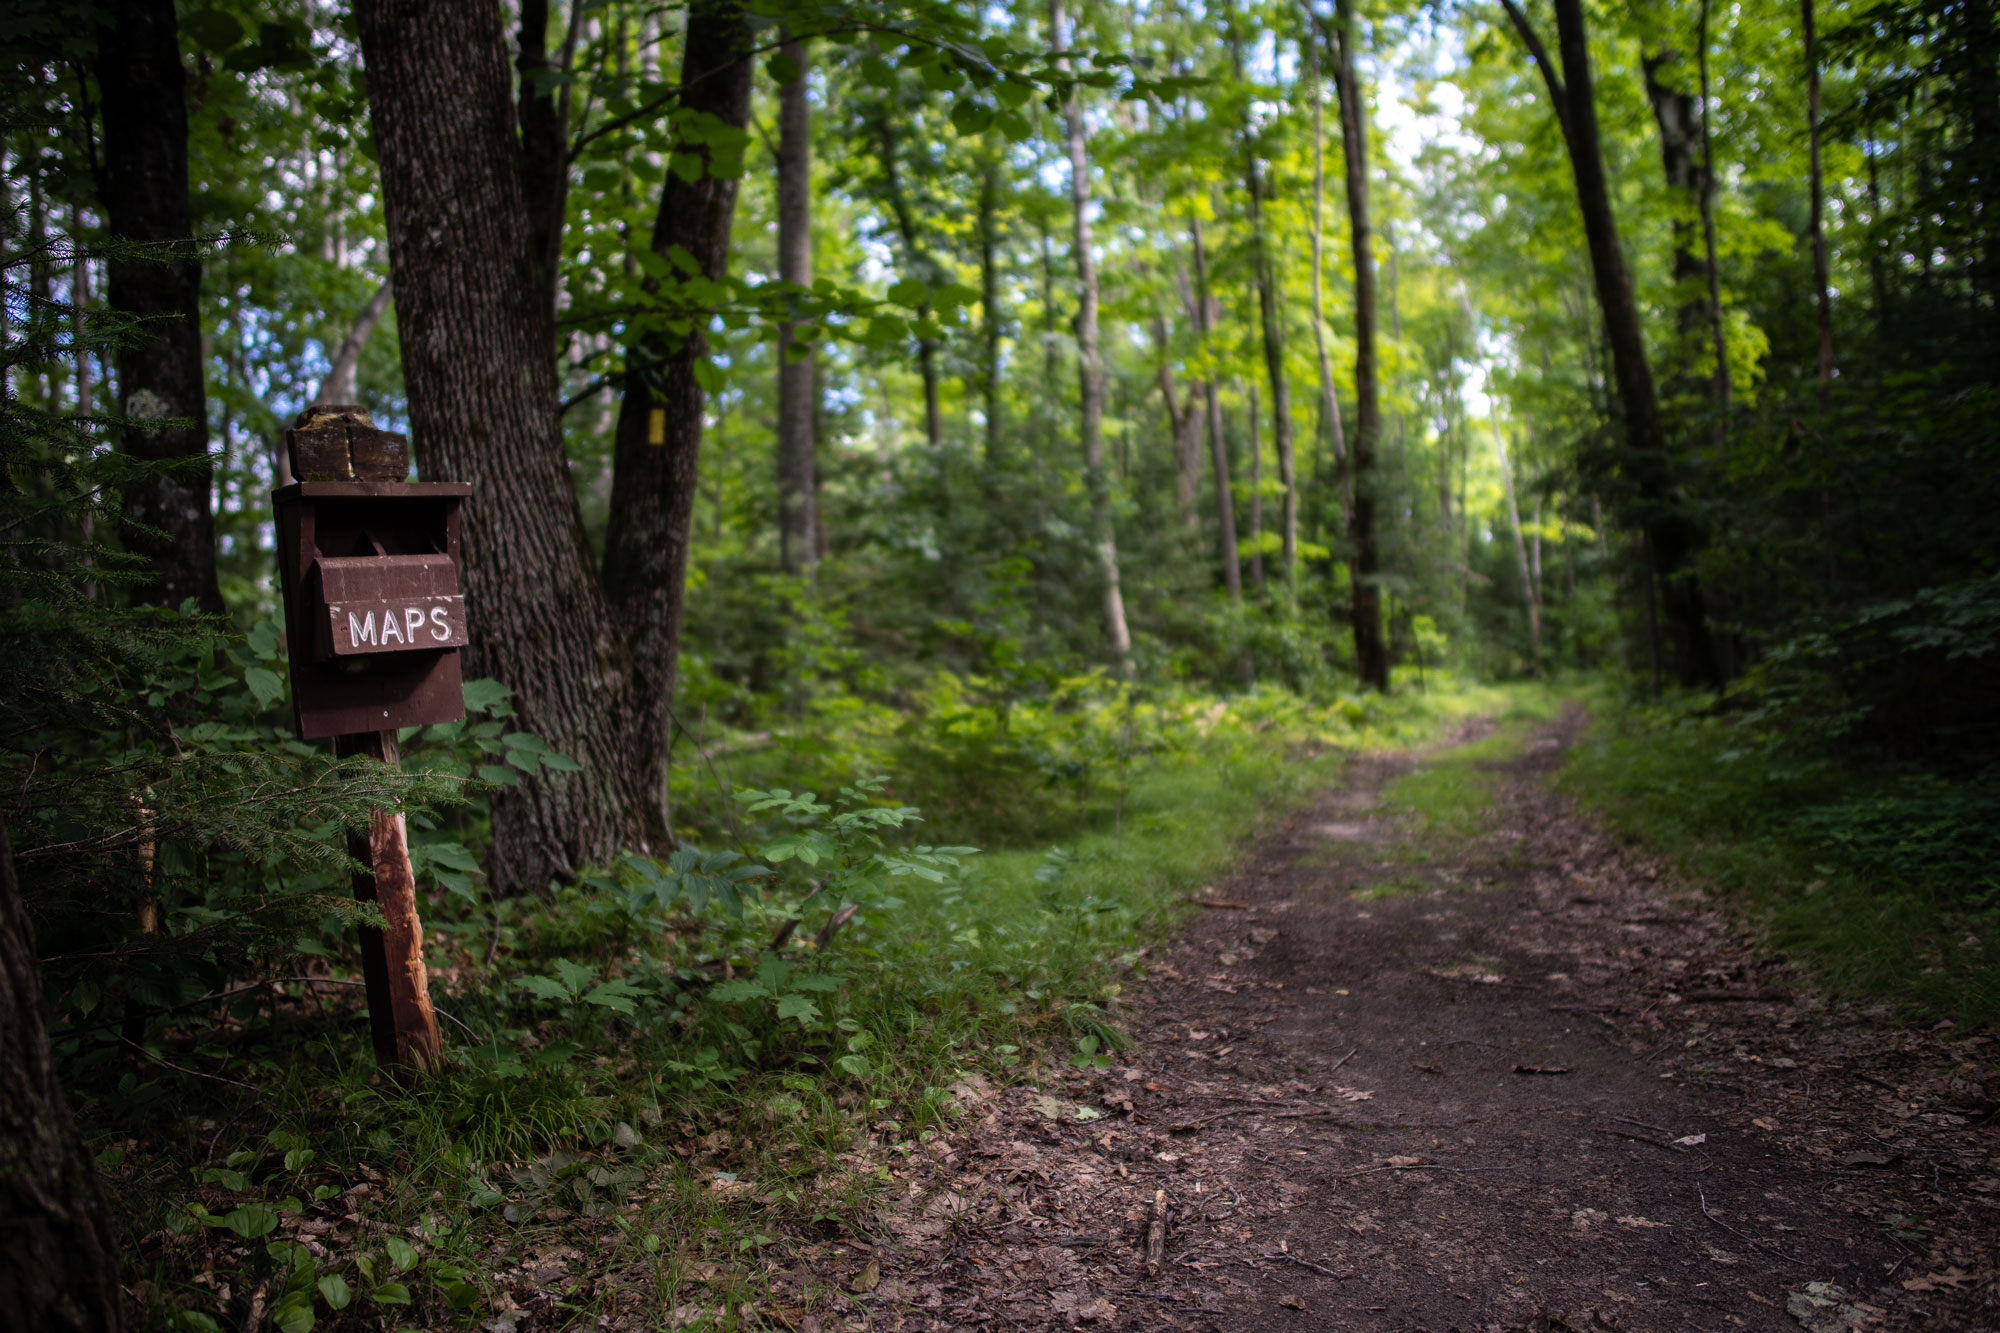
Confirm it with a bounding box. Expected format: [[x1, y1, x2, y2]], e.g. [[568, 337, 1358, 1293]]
[[1564, 688, 2000, 1030], [75, 672, 1552, 1331]]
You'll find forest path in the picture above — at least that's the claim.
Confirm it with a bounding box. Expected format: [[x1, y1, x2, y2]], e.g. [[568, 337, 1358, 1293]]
[[866, 708, 1999, 1332]]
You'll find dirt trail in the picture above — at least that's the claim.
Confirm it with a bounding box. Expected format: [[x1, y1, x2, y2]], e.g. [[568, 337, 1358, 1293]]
[[851, 711, 1999, 1332]]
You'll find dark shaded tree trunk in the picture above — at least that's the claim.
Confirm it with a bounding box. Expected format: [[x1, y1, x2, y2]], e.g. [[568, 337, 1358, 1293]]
[[1802, 0, 1835, 400], [600, 0, 755, 836], [775, 32, 816, 577], [1307, 35, 1352, 530], [1501, 0, 1723, 689], [1246, 381, 1264, 594], [95, 0, 222, 614], [866, 104, 943, 448], [1246, 155, 1298, 604], [517, 0, 580, 327], [1189, 216, 1241, 601], [1328, 0, 1389, 690], [1695, 0, 1731, 409], [355, 0, 654, 892], [0, 822, 124, 1333]]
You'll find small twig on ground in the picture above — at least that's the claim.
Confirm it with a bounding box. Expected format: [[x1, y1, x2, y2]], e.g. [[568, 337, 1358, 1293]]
[[1697, 1187, 1811, 1267], [1594, 1125, 1684, 1154], [1260, 1250, 1342, 1278], [1187, 898, 1251, 910], [1338, 1163, 1513, 1177], [1856, 1071, 1900, 1093], [1327, 1046, 1359, 1074], [120, 1036, 258, 1092], [1615, 1114, 1677, 1137]]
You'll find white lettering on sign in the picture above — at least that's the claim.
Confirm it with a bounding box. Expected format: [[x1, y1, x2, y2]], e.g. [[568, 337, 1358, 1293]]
[[324, 595, 467, 657]]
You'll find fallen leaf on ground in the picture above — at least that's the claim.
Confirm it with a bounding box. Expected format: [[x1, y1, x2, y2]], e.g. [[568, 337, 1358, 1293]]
[[1901, 1266, 1971, 1292], [1278, 1294, 1307, 1310], [1386, 1155, 1427, 1167], [1841, 1151, 1897, 1167], [1571, 1208, 1607, 1230], [1752, 1116, 1779, 1130], [1615, 1215, 1670, 1228], [1674, 1133, 1707, 1146], [1335, 1087, 1374, 1101], [849, 1261, 879, 1294]]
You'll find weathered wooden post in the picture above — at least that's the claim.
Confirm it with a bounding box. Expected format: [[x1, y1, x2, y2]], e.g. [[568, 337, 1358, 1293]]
[[272, 405, 469, 1077]]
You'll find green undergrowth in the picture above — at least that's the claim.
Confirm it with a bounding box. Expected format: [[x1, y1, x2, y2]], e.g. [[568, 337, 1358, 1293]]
[[77, 672, 1541, 1331], [1565, 691, 2000, 1030]]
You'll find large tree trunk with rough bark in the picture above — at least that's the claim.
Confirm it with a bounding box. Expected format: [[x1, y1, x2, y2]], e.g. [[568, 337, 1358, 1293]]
[[601, 0, 755, 830], [355, 0, 655, 892], [1329, 0, 1390, 691], [95, 0, 222, 614], [0, 823, 125, 1333], [1052, 0, 1133, 669], [517, 0, 581, 330], [775, 32, 816, 577], [1501, 0, 1723, 689]]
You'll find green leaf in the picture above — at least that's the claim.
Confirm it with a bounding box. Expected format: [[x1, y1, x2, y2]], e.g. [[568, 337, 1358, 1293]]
[[245, 666, 285, 709], [707, 980, 770, 1003], [861, 54, 895, 88], [693, 358, 725, 394], [218, 1203, 279, 1238], [317, 1274, 352, 1310], [835, 1053, 872, 1078], [950, 101, 993, 136], [369, 1281, 411, 1305], [539, 752, 583, 772], [766, 52, 800, 85], [184, 8, 245, 50], [461, 678, 512, 714], [383, 1237, 418, 1272], [270, 1292, 315, 1333], [477, 764, 520, 787], [552, 958, 595, 994], [582, 980, 641, 1014], [887, 277, 930, 308], [775, 994, 821, 1027]]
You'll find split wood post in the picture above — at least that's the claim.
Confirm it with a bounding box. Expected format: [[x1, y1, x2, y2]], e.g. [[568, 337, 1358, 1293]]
[[333, 728, 441, 1077]]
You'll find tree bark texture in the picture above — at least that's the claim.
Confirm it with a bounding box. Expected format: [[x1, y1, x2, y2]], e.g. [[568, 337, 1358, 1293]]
[[1495, 423, 1543, 671], [1247, 381, 1264, 594], [1053, 0, 1133, 668], [600, 0, 755, 843], [1189, 216, 1240, 601], [867, 103, 944, 448], [313, 279, 393, 407], [1330, 0, 1390, 691], [1504, 0, 1722, 689], [95, 0, 223, 614], [1695, 0, 1731, 410], [355, 0, 654, 892], [775, 33, 816, 577], [1153, 318, 1201, 519], [0, 822, 125, 1333]]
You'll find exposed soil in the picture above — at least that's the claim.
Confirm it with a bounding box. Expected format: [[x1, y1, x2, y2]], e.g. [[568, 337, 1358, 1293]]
[[837, 709, 2000, 1332]]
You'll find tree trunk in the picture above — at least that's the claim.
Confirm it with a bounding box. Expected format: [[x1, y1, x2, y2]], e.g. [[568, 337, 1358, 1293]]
[[600, 0, 754, 842], [1329, 0, 1389, 691], [775, 32, 816, 578], [517, 0, 581, 326], [1246, 152, 1298, 604], [1052, 0, 1133, 669], [1802, 0, 1834, 401], [867, 104, 944, 449], [313, 280, 393, 407], [1696, 0, 1730, 409], [0, 822, 125, 1333], [979, 146, 1005, 471], [1307, 34, 1352, 529], [1495, 418, 1542, 672], [1640, 48, 1717, 397], [355, 0, 654, 892], [1247, 382, 1264, 594], [1189, 216, 1240, 601], [1153, 318, 1201, 520], [1501, 0, 1722, 689], [95, 0, 223, 615]]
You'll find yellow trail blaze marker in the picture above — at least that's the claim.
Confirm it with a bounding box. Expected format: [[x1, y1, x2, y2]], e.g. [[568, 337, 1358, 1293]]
[[648, 407, 666, 445]]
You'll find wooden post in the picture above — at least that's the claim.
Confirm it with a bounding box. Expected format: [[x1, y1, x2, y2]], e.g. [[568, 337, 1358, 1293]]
[[334, 729, 442, 1077]]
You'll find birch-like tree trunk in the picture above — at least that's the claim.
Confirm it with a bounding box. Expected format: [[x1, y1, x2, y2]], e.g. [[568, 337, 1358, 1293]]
[[775, 32, 816, 577], [1052, 0, 1133, 668], [1189, 215, 1241, 601], [313, 280, 392, 407]]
